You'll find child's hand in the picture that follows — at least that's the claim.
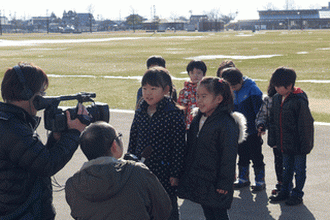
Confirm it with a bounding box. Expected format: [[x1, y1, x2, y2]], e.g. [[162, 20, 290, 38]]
[[257, 127, 266, 137], [216, 189, 228, 195], [170, 177, 178, 186], [271, 145, 277, 149], [53, 132, 61, 141]]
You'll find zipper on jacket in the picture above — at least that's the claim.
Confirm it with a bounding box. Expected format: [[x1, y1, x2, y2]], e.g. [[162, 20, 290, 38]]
[[279, 104, 283, 152], [279, 95, 289, 153]]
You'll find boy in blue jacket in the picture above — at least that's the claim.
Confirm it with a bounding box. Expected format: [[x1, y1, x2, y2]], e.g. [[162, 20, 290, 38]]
[[268, 67, 314, 206], [222, 67, 265, 192]]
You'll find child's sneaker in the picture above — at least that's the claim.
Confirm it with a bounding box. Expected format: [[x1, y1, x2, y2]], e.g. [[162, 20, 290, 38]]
[[271, 183, 282, 195], [233, 178, 250, 189], [285, 196, 303, 206], [251, 167, 265, 192], [269, 191, 290, 202], [251, 182, 266, 192], [234, 166, 250, 189]]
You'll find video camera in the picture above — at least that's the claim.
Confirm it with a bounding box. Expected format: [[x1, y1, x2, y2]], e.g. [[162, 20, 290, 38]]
[[33, 92, 109, 132]]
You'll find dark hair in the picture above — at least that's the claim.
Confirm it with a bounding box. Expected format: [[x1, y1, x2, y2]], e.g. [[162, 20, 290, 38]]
[[199, 77, 234, 111], [141, 67, 174, 97], [270, 66, 296, 88], [1, 62, 49, 102], [216, 60, 235, 77], [221, 67, 243, 86], [267, 83, 277, 97], [186, 60, 207, 75], [80, 122, 118, 160], [146, 55, 166, 68]]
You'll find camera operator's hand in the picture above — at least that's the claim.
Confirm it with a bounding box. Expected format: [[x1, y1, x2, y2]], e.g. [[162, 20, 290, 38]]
[[67, 103, 89, 133]]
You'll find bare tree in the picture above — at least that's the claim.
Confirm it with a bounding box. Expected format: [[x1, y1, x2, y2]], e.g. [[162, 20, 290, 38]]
[[284, 0, 296, 10], [263, 2, 278, 10], [307, 4, 322, 9], [170, 12, 179, 22], [204, 8, 236, 26], [205, 8, 221, 21], [127, 7, 144, 32]]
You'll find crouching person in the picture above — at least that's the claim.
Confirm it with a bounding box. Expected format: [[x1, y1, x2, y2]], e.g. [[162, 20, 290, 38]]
[[65, 122, 172, 220]]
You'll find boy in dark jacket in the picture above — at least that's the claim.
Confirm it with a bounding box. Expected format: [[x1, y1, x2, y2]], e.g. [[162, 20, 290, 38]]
[[268, 67, 314, 206]]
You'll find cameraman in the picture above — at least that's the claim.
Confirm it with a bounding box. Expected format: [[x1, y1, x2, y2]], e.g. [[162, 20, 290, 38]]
[[0, 62, 88, 219]]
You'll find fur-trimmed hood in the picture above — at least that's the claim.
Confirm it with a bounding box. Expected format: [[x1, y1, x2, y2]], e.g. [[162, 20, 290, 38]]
[[231, 111, 247, 144], [191, 107, 247, 144]]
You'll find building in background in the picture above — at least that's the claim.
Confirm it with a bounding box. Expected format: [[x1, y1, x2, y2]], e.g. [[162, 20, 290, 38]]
[[234, 2, 330, 30], [1, 2, 330, 33]]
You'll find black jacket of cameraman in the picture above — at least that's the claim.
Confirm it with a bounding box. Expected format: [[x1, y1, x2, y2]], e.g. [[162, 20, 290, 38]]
[[0, 102, 80, 219]]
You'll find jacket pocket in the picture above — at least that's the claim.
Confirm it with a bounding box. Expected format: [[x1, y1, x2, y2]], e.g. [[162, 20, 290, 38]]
[[178, 173, 227, 208]]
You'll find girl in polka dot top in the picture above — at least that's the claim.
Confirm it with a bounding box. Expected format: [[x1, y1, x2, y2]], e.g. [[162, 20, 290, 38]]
[[128, 67, 186, 220]]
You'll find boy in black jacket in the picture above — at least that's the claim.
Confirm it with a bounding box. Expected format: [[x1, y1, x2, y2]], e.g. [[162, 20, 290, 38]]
[[268, 67, 314, 206]]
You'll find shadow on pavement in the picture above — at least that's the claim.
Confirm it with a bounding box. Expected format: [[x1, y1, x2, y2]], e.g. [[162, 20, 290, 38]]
[[278, 203, 315, 220], [46, 111, 329, 220]]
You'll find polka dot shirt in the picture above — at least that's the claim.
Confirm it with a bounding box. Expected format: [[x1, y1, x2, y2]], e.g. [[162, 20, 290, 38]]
[[128, 97, 186, 196]]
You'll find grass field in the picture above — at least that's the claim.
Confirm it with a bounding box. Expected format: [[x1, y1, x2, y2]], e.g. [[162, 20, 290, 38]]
[[0, 30, 329, 122]]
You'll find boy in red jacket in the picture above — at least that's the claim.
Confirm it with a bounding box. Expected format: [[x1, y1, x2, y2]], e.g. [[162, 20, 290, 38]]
[[178, 60, 207, 129]]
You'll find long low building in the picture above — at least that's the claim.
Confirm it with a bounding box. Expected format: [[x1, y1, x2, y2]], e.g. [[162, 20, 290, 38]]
[[233, 2, 330, 30]]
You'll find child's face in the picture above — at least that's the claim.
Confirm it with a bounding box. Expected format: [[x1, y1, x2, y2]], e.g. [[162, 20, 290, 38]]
[[230, 82, 243, 92], [142, 83, 169, 108], [189, 68, 204, 84], [275, 85, 292, 97], [197, 85, 223, 117]]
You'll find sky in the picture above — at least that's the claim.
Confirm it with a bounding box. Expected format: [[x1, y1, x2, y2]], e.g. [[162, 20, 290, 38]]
[[0, 0, 329, 21]]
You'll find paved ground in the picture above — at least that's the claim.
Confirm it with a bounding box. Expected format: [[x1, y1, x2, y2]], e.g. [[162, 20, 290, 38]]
[[36, 110, 330, 220], [309, 98, 330, 114]]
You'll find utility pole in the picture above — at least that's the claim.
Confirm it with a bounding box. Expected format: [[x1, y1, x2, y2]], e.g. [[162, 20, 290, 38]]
[[133, 12, 135, 33], [89, 14, 93, 33], [153, 5, 156, 32], [131, 7, 135, 33], [46, 9, 49, 34], [87, 4, 94, 33], [0, 10, 2, 36]]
